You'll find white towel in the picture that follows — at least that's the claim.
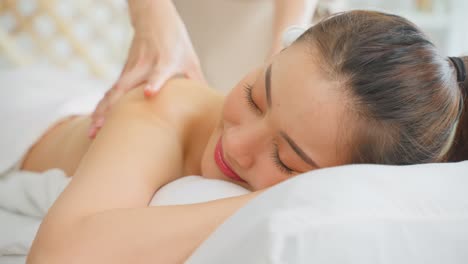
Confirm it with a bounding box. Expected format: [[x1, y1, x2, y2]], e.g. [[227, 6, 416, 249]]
[[0, 169, 69, 257]]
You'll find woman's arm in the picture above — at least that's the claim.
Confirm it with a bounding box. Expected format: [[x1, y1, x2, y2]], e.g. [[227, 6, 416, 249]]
[[27, 79, 244, 263], [29, 192, 259, 264], [270, 0, 317, 57]]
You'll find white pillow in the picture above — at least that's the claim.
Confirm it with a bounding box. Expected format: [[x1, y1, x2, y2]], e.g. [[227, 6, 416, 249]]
[[150, 176, 249, 206], [187, 161, 468, 264]]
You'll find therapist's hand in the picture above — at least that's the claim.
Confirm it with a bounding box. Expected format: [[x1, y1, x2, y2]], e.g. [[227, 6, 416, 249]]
[[89, 0, 206, 138]]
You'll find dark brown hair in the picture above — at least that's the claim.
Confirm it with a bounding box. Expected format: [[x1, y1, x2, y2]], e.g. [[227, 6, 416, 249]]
[[297, 10, 467, 164], [449, 56, 468, 161]]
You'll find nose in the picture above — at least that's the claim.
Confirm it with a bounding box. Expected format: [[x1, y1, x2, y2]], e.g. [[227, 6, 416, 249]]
[[223, 120, 270, 169]]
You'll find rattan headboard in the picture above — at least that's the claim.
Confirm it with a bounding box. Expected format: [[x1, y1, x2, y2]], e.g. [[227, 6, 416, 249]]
[[0, 0, 132, 80]]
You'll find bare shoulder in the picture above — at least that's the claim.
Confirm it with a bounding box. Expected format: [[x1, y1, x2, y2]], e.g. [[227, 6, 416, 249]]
[[111, 78, 224, 135], [117, 78, 222, 114], [119, 78, 222, 106]]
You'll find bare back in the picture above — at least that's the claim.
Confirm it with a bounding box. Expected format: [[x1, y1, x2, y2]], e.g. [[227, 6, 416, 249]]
[[20, 115, 93, 176], [20, 79, 224, 176]]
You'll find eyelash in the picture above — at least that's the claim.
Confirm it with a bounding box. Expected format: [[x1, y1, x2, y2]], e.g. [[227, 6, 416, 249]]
[[243, 83, 262, 115], [272, 142, 294, 175], [243, 83, 294, 175]]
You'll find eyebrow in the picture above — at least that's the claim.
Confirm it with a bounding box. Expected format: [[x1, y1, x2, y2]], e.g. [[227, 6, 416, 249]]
[[265, 64, 320, 168]]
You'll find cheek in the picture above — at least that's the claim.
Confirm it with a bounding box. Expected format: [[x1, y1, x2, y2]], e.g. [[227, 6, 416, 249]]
[[222, 85, 245, 126], [249, 157, 291, 190]]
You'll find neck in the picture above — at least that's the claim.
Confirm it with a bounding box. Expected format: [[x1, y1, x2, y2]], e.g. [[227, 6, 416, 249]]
[[182, 92, 224, 176]]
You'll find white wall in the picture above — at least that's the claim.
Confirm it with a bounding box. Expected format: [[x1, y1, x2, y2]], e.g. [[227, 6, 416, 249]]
[[337, 0, 468, 56]]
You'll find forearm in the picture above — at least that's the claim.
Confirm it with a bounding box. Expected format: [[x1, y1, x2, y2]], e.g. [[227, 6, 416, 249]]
[[272, 0, 317, 51], [81, 193, 258, 263], [28, 192, 260, 264], [127, 0, 180, 34]]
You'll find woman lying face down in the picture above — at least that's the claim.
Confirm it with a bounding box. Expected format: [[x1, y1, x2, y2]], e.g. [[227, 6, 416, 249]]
[[22, 11, 467, 192], [26, 10, 468, 263]]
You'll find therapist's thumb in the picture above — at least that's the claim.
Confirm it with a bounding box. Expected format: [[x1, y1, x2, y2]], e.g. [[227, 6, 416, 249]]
[[144, 64, 175, 97]]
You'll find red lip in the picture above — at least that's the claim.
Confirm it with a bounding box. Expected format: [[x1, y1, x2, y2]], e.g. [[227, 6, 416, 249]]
[[214, 137, 246, 183]]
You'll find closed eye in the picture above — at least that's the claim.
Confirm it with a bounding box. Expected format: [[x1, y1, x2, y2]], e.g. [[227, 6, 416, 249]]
[[272, 142, 294, 175], [243, 83, 262, 115], [243, 82, 294, 175]]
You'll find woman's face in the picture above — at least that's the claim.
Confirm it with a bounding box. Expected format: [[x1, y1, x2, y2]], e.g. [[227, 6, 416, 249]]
[[201, 43, 351, 191]]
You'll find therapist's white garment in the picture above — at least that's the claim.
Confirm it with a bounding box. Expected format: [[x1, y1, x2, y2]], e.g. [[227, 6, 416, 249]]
[[174, 0, 274, 92]]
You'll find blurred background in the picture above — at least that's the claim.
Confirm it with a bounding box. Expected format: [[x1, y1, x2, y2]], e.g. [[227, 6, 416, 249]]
[[0, 0, 131, 84], [1, 0, 467, 85]]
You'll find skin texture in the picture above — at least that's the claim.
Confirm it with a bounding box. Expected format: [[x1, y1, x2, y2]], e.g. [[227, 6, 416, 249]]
[[21, 116, 94, 176], [21, 80, 222, 178], [26, 43, 351, 263]]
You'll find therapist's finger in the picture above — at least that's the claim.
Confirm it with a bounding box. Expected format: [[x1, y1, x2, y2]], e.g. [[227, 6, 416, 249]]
[[114, 64, 149, 93], [93, 68, 147, 121], [89, 88, 127, 138], [144, 63, 176, 97], [89, 67, 148, 137], [89, 90, 115, 138]]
